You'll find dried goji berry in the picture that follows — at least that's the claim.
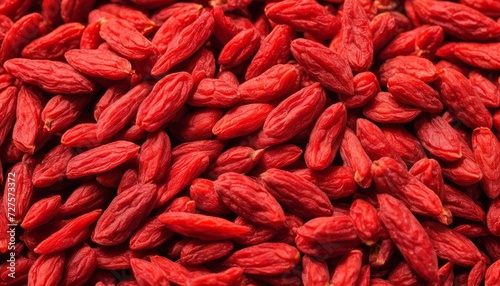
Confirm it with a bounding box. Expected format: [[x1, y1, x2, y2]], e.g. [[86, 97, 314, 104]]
[[28, 252, 65, 286], [224, 242, 301, 275], [377, 194, 438, 282], [92, 184, 157, 246], [214, 172, 285, 228], [66, 141, 140, 178], [22, 22, 85, 60], [471, 127, 500, 199], [291, 39, 354, 95], [4, 58, 96, 94], [260, 168, 334, 218], [265, 0, 340, 39], [136, 72, 193, 132], [35, 210, 102, 254], [99, 18, 154, 60], [158, 212, 251, 240]]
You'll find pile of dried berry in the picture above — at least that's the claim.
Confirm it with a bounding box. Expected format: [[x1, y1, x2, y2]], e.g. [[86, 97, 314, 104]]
[[1, 0, 500, 285]]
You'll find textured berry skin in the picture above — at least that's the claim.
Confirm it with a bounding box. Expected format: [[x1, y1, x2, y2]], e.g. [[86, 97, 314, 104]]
[[377, 194, 438, 282]]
